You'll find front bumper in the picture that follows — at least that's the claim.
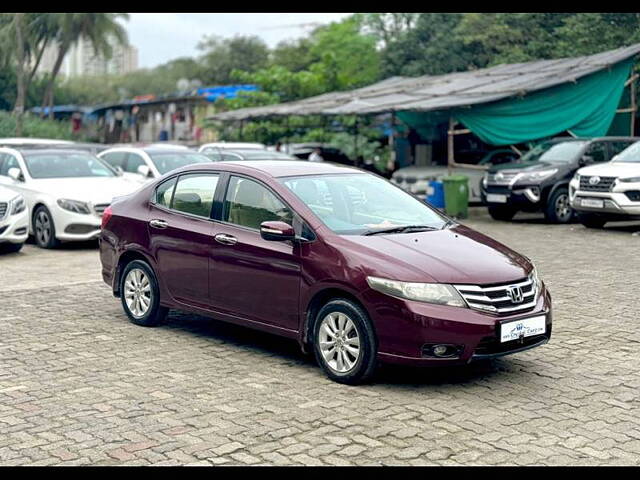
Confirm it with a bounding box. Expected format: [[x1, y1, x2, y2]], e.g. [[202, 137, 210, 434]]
[[51, 206, 102, 242], [481, 184, 543, 210], [365, 286, 552, 367], [0, 208, 29, 244], [569, 181, 640, 217]]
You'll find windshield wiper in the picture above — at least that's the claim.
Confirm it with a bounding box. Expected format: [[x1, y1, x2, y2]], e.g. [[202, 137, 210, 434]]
[[362, 225, 439, 236], [441, 219, 457, 229]]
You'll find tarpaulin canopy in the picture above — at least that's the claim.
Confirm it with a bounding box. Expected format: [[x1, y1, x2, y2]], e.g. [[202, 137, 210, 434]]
[[451, 57, 636, 145], [207, 43, 640, 145]]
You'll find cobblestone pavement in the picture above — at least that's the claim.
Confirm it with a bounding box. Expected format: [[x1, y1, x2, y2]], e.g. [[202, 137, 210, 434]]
[[1, 210, 639, 466]]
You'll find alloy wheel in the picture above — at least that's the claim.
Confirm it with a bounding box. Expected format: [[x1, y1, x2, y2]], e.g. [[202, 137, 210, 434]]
[[35, 210, 51, 246], [124, 268, 152, 318], [318, 312, 361, 373], [555, 193, 571, 222]]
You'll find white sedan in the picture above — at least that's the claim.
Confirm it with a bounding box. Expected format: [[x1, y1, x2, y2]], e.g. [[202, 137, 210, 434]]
[[98, 147, 211, 184], [0, 147, 141, 248], [0, 185, 28, 253]]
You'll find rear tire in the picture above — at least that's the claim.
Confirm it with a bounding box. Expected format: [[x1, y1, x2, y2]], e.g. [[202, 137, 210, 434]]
[[312, 299, 377, 385], [119, 260, 168, 327], [578, 213, 607, 229], [545, 187, 573, 224], [33, 206, 60, 249], [488, 205, 516, 221]]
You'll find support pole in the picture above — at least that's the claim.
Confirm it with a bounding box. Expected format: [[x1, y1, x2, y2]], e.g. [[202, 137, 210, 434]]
[[631, 74, 637, 136], [447, 117, 455, 176], [354, 116, 359, 167], [388, 112, 396, 172], [239, 120, 244, 141]]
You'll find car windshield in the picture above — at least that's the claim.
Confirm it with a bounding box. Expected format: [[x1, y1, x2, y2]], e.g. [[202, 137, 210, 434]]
[[612, 141, 640, 163], [148, 152, 211, 175], [535, 141, 587, 164], [24, 152, 116, 179], [229, 150, 296, 160], [281, 173, 448, 235]]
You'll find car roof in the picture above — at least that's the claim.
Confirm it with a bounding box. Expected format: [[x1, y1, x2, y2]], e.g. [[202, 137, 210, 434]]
[[12, 148, 102, 157], [179, 160, 363, 178], [102, 146, 202, 154]]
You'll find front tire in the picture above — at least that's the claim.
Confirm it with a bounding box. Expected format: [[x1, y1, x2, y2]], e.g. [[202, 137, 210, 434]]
[[33, 206, 60, 249], [488, 205, 516, 221], [578, 212, 607, 229], [312, 299, 377, 385], [119, 260, 168, 327], [545, 187, 573, 224]]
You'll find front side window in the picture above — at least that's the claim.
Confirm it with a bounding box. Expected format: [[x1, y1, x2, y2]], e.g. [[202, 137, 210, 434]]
[[224, 176, 293, 229], [148, 152, 211, 175], [584, 142, 607, 164], [23, 153, 116, 179], [170, 174, 219, 218], [125, 153, 146, 173], [0, 154, 21, 177], [281, 173, 447, 235]]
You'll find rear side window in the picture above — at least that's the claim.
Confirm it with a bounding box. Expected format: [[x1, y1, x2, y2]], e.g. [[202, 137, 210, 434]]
[[154, 177, 176, 208], [171, 174, 219, 218]]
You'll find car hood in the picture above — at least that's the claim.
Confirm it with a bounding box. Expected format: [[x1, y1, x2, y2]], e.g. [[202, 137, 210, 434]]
[[0, 185, 20, 202], [488, 160, 560, 173], [341, 225, 531, 285], [578, 161, 640, 178], [29, 177, 141, 204]]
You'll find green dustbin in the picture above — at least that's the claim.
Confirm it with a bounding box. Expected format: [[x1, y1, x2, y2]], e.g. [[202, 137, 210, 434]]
[[442, 175, 469, 219]]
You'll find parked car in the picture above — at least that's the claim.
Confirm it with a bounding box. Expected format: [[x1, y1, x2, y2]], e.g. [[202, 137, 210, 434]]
[[0, 185, 28, 253], [100, 160, 551, 385], [286, 143, 353, 166], [570, 140, 640, 228], [391, 149, 520, 203], [0, 147, 141, 248], [481, 137, 639, 223], [201, 148, 299, 162], [98, 147, 212, 184], [0, 137, 74, 147], [198, 142, 266, 155]]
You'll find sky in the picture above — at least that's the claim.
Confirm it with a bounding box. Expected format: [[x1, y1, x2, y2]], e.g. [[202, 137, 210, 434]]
[[126, 13, 353, 69]]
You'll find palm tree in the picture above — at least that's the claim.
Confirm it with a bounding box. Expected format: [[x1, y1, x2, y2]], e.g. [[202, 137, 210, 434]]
[[0, 13, 57, 135], [41, 13, 129, 118]]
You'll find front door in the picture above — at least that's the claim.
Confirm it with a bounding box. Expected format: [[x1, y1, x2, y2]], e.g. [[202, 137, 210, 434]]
[[208, 175, 302, 332], [148, 172, 220, 309]]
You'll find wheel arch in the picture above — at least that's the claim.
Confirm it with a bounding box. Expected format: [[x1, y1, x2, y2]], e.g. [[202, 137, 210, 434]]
[[113, 248, 156, 297]]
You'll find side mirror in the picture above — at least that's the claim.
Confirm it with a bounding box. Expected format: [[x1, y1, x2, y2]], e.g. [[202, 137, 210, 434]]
[[580, 155, 594, 166], [114, 165, 124, 176], [260, 221, 295, 242], [7, 167, 23, 182], [137, 165, 152, 178]]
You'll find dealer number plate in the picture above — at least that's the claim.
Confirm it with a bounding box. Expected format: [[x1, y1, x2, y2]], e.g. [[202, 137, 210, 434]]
[[487, 194, 508, 203], [500, 315, 546, 343]]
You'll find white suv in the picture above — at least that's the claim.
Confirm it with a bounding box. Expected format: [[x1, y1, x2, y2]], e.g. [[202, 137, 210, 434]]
[[570, 141, 640, 228]]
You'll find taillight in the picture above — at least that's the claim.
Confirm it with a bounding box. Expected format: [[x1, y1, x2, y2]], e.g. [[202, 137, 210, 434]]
[[101, 205, 113, 229]]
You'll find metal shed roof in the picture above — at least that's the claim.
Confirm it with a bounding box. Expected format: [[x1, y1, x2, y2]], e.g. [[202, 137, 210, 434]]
[[208, 43, 640, 121]]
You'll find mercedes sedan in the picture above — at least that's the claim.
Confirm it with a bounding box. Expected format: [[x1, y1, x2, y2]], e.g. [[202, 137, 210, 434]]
[[99, 161, 552, 384]]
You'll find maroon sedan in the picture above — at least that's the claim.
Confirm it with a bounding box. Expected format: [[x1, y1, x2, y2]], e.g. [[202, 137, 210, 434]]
[[99, 161, 552, 384]]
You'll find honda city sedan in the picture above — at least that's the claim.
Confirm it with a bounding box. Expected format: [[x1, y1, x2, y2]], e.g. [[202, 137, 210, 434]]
[[100, 161, 552, 384]]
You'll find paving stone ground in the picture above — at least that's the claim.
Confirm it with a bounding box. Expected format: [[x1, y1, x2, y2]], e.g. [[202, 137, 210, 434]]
[[1, 208, 639, 465]]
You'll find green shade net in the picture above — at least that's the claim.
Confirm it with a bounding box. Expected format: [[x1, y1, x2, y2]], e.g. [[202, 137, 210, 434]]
[[451, 57, 635, 146]]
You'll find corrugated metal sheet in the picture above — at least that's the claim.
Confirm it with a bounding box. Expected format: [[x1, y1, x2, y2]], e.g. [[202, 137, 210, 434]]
[[208, 43, 640, 121]]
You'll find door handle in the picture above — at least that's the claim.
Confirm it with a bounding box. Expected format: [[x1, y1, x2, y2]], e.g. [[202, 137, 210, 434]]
[[214, 233, 237, 245], [149, 219, 168, 229]]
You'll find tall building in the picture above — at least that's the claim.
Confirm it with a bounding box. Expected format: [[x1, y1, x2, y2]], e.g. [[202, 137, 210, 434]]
[[35, 37, 138, 78]]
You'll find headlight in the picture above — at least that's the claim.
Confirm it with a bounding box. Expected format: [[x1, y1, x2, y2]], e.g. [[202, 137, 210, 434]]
[[517, 169, 558, 183], [366, 276, 466, 307], [57, 199, 91, 214], [530, 266, 543, 294], [10, 195, 26, 215], [574, 174, 580, 183], [482, 173, 488, 187], [618, 177, 640, 183]]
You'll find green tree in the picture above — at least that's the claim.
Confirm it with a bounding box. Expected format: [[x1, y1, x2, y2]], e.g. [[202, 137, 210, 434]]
[[197, 34, 269, 85], [41, 13, 129, 118]]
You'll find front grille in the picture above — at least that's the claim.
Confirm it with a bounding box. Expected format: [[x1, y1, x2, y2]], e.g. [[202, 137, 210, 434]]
[[0, 202, 7, 220], [624, 190, 640, 202], [93, 203, 110, 216], [486, 171, 520, 185], [474, 333, 549, 356], [454, 276, 537, 315], [579, 175, 616, 192]]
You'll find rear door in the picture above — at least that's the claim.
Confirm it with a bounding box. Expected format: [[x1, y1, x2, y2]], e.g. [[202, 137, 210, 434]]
[[148, 172, 220, 309]]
